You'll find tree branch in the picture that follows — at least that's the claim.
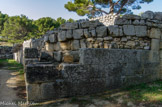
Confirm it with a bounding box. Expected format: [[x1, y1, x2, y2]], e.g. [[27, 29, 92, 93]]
[[114, 0, 122, 5], [117, 0, 128, 14]]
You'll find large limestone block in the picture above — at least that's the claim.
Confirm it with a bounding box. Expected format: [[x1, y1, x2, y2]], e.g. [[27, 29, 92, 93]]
[[149, 28, 161, 39], [90, 29, 96, 37], [54, 42, 61, 51], [66, 30, 73, 39], [123, 25, 135, 36], [58, 31, 67, 42], [135, 26, 147, 37], [59, 41, 71, 50], [61, 22, 78, 29], [24, 48, 39, 58], [26, 64, 60, 84], [44, 35, 49, 42], [40, 52, 53, 62], [49, 34, 57, 43], [154, 12, 162, 21], [73, 29, 84, 39], [151, 39, 160, 51], [96, 26, 107, 37], [149, 51, 160, 62], [45, 42, 54, 52], [71, 40, 80, 50], [80, 39, 87, 48], [26, 84, 42, 101], [81, 20, 102, 28], [108, 25, 123, 37], [122, 14, 140, 20], [84, 29, 91, 38], [141, 11, 154, 19], [54, 51, 62, 62]]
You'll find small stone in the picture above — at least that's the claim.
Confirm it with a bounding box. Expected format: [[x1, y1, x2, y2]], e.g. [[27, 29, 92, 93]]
[[59, 42, 71, 50], [104, 37, 113, 41], [54, 42, 61, 51], [121, 37, 127, 42], [133, 20, 140, 25]]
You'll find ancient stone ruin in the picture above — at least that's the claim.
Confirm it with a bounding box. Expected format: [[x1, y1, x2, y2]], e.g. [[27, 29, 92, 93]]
[[0, 46, 13, 59], [13, 11, 162, 102]]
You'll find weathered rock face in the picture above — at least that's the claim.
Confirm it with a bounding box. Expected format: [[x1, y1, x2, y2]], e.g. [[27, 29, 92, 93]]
[[0, 46, 13, 59]]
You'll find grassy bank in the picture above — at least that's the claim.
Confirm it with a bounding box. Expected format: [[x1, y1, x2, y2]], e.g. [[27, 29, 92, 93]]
[[0, 59, 24, 74]]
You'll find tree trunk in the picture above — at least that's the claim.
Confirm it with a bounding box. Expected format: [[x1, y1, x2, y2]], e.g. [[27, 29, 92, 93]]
[[109, 0, 114, 14]]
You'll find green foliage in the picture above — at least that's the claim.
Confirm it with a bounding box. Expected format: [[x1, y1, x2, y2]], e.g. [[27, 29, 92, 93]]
[[65, 0, 154, 18], [0, 59, 24, 75], [1, 15, 36, 43], [0, 12, 8, 34], [0, 11, 75, 43]]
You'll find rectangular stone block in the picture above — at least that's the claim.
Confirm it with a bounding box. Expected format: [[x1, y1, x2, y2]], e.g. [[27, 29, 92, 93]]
[[58, 31, 67, 42], [96, 26, 107, 37], [63, 51, 79, 63], [45, 42, 54, 52], [73, 29, 84, 39], [135, 26, 147, 37], [61, 22, 78, 29], [24, 48, 39, 58], [123, 25, 135, 36], [54, 51, 62, 62], [149, 28, 161, 39], [59, 41, 71, 50], [49, 34, 57, 43], [71, 40, 80, 50], [151, 39, 160, 51], [108, 25, 123, 37], [26, 83, 42, 101], [26, 64, 60, 84]]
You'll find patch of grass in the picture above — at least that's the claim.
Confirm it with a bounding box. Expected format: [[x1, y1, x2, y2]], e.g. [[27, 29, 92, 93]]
[[0, 59, 24, 74], [122, 80, 162, 103]]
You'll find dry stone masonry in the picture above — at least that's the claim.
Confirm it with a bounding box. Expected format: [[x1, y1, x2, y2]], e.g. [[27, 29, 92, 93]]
[[13, 11, 162, 102], [0, 46, 13, 59]]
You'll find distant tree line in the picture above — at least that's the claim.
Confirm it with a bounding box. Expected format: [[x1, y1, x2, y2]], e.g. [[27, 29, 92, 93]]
[[0, 12, 75, 43]]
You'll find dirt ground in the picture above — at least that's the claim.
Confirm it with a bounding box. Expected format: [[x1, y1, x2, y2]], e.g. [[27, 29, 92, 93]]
[[0, 67, 26, 107]]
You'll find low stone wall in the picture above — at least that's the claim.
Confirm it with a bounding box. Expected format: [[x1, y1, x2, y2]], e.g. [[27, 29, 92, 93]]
[[25, 49, 160, 102], [15, 11, 162, 102], [0, 46, 13, 59]]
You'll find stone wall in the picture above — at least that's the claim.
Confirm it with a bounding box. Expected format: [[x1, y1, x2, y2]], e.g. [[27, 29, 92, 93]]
[[15, 11, 162, 102], [0, 46, 13, 59]]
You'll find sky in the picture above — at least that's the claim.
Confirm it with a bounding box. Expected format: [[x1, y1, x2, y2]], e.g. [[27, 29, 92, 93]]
[[0, 0, 161, 20]]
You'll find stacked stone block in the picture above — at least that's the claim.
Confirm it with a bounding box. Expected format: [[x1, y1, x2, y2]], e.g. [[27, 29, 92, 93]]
[[0, 46, 13, 59], [15, 11, 162, 102]]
